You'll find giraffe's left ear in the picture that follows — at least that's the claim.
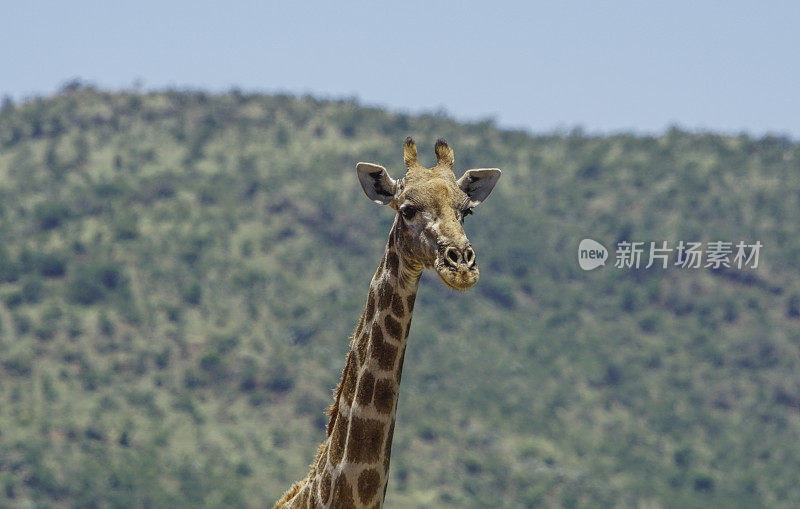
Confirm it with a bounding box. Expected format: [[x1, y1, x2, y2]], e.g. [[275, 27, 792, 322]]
[[458, 168, 502, 207], [357, 163, 397, 205]]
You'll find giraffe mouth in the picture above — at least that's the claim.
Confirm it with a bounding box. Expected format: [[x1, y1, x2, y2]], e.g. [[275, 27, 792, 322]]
[[435, 265, 479, 291]]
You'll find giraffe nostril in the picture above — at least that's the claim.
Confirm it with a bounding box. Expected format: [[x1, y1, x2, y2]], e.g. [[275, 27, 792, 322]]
[[445, 247, 460, 266], [464, 247, 475, 267]]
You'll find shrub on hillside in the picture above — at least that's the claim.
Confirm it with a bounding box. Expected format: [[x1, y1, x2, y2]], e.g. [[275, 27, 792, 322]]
[[33, 200, 71, 230], [66, 262, 129, 305]]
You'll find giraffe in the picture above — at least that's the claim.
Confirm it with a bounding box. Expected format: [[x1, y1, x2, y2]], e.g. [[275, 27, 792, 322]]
[[273, 137, 501, 508]]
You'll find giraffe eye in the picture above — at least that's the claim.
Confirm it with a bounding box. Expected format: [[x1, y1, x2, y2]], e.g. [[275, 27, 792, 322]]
[[461, 208, 473, 222], [400, 206, 417, 220]]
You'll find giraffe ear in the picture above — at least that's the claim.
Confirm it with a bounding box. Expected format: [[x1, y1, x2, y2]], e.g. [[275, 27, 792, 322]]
[[458, 168, 502, 207], [357, 163, 397, 205]]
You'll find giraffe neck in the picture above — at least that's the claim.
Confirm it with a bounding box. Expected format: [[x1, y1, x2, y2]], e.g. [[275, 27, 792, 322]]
[[281, 221, 421, 508]]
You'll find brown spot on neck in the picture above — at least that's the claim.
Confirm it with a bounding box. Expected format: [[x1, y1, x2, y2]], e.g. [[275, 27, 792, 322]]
[[383, 420, 396, 473], [371, 325, 397, 371], [385, 250, 400, 278], [356, 330, 369, 364], [391, 292, 405, 318], [384, 314, 402, 340], [346, 417, 386, 464], [332, 474, 356, 508], [327, 352, 357, 436], [320, 470, 332, 505], [377, 279, 393, 310], [355, 371, 375, 407], [357, 468, 381, 505], [373, 378, 396, 415], [395, 346, 406, 384], [341, 361, 357, 406], [328, 413, 348, 467], [406, 294, 416, 313], [353, 288, 375, 346]]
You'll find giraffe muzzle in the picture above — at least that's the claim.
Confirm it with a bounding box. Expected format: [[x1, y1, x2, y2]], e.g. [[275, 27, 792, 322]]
[[436, 244, 479, 290]]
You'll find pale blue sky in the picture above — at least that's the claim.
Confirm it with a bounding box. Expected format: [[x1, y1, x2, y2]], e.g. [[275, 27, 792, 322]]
[[2, 1, 798, 137]]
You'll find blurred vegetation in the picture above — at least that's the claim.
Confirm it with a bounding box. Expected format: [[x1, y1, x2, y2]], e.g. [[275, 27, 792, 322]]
[[0, 84, 799, 508]]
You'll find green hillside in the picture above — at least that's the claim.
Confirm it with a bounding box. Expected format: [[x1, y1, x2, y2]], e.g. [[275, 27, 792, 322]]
[[1, 86, 799, 508]]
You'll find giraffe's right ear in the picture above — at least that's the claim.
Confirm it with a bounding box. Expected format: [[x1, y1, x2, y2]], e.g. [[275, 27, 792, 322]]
[[356, 163, 397, 205]]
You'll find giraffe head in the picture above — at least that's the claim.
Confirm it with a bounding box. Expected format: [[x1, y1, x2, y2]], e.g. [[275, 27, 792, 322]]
[[357, 137, 501, 290]]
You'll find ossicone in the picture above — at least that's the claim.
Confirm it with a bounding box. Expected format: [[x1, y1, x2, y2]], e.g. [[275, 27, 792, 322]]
[[434, 138, 454, 168], [403, 137, 419, 170]]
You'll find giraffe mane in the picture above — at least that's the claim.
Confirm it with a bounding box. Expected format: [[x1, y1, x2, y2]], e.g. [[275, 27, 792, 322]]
[[326, 351, 355, 436]]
